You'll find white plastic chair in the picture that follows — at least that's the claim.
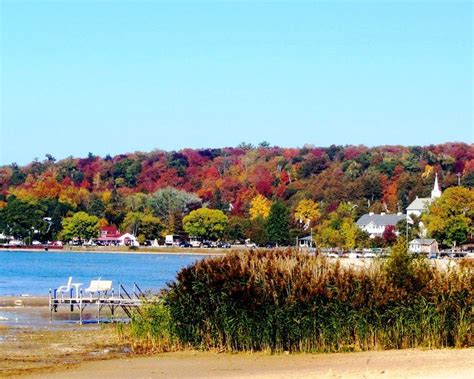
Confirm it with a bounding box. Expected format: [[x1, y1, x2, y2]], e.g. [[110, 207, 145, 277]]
[[57, 277, 83, 299], [56, 277, 73, 299]]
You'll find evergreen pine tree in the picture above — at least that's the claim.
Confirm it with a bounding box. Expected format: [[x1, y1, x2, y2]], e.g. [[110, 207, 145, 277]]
[[266, 201, 290, 246]]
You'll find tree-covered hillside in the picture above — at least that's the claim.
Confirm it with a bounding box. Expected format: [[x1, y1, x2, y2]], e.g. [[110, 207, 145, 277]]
[[0, 142, 472, 246]]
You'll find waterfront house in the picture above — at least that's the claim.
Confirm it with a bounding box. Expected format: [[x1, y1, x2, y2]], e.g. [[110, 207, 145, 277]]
[[409, 238, 439, 254], [356, 212, 407, 238], [298, 235, 314, 248], [96, 226, 138, 246]]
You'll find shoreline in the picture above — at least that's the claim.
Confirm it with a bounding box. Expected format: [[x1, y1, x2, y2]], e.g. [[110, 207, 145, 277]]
[[0, 246, 231, 256]]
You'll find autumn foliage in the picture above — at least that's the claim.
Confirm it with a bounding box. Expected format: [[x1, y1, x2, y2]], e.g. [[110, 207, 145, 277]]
[[0, 143, 472, 243]]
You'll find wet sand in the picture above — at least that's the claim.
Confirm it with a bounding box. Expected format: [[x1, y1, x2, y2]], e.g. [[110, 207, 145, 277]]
[[21, 348, 474, 379], [0, 298, 131, 378]]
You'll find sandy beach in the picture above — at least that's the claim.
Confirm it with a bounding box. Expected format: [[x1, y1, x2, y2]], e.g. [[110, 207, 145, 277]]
[[18, 348, 474, 379]]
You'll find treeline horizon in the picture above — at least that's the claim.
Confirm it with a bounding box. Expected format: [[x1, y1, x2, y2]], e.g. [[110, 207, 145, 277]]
[[0, 142, 472, 247]]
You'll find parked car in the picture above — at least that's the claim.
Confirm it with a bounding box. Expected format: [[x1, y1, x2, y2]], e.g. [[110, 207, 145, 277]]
[[201, 241, 212, 248], [324, 252, 339, 258], [179, 241, 193, 248], [362, 252, 376, 258], [190, 240, 202, 248], [217, 242, 231, 248]]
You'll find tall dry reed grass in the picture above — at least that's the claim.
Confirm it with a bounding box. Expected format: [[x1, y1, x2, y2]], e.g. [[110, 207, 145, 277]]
[[123, 240, 473, 353]]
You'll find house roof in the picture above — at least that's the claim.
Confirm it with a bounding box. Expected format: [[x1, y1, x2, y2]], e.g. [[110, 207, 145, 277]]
[[407, 197, 433, 212], [410, 238, 437, 245], [356, 214, 406, 227], [100, 225, 121, 237]]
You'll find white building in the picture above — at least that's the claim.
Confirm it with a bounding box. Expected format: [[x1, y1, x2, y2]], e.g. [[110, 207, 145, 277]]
[[356, 213, 407, 238], [409, 238, 439, 254], [118, 233, 139, 247], [406, 174, 442, 217]]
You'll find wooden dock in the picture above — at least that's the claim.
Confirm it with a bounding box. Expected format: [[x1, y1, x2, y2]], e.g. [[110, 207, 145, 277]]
[[49, 283, 147, 324]]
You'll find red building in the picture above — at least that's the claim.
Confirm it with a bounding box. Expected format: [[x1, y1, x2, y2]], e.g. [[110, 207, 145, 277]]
[[96, 226, 138, 246]]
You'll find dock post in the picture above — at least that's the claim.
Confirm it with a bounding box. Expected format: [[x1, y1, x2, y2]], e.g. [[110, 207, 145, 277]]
[[79, 290, 83, 325], [48, 289, 52, 323]]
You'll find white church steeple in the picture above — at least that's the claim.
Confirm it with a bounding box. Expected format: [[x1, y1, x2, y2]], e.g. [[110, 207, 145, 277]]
[[431, 173, 442, 199]]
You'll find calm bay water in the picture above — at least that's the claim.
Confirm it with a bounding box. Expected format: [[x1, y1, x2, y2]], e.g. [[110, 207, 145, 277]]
[[0, 250, 208, 296]]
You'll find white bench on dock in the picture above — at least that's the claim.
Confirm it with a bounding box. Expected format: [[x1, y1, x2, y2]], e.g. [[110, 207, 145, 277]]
[[84, 280, 113, 297]]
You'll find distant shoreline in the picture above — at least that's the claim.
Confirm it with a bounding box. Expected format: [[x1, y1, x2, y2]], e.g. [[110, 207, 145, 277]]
[[0, 246, 232, 256]]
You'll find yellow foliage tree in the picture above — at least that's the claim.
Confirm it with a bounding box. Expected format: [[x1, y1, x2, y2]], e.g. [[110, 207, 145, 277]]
[[99, 218, 109, 228], [249, 194, 271, 220], [294, 199, 320, 228], [422, 187, 474, 247], [102, 191, 112, 204], [422, 164, 433, 179]]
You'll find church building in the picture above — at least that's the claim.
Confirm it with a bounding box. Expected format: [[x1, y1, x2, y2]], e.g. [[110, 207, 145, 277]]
[[406, 174, 442, 217]]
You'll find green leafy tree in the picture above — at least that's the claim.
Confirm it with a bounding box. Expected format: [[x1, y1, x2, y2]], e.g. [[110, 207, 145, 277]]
[[122, 212, 164, 240], [0, 196, 47, 242], [266, 201, 290, 245], [125, 193, 150, 213], [168, 210, 186, 240], [316, 202, 359, 249], [122, 212, 143, 236], [61, 212, 100, 242], [422, 187, 474, 247], [396, 215, 420, 242], [149, 187, 201, 232], [246, 216, 268, 246], [9, 163, 26, 186], [183, 208, 228, 241], [38, 198, 74, 241], [111, 158, 142, 187], [225, 216, 248, 242], [104, 189, 126, 227], [87, 195, 105, 217], [140, 214, 164, 240]]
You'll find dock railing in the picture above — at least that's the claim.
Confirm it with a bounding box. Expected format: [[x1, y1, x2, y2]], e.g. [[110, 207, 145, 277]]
[[49, 282, 149, 324]]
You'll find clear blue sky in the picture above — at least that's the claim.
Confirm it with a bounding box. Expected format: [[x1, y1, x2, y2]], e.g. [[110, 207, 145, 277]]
[[1, 1, 472, 165]]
